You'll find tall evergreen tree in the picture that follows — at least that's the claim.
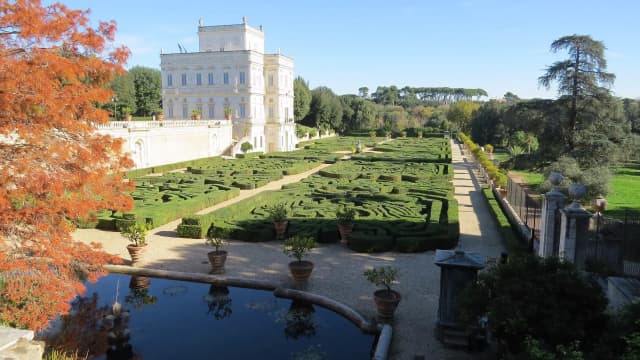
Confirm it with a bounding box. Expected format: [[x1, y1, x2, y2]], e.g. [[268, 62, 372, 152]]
[[538, 35, 615, 152]]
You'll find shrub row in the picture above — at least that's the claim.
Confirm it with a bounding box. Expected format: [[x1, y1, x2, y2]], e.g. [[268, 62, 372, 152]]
[[481, 186, 526, 254], [459, 132, 508, 187]]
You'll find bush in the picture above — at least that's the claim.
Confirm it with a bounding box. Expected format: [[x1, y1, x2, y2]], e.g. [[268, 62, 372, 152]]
[[240, 141, 253, 153], [542, 155, 611, 200], [458, 255, 608, 355], [482, 187, 526, 254]]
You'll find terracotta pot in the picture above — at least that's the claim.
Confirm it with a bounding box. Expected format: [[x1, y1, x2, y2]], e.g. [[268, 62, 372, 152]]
[[156, 114, 165, 121], [337, 222, 353, 244], [498, 188, 507, 200], [273, 220, 288, 240], [373, 289, 401, 321], [207, 250, 228, 274], [126, 244, 146, 265], [124, 114, 132, 121], [288, 260, 314, 282]]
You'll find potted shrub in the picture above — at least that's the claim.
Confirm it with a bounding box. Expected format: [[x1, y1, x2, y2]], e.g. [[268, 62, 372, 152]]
[[283, 235, 316, 282], [417, 129, 423, 138], [120, 223, 149, 265], [364, 266, 401, 321], [336, 206, 356, 244], [205, 225, 228, 274], [369, 129, 377, 138], [191, 108, 202, 120], [155, 108, 164, 121], [267, 202, 288, 240], [485, 144, 494, 154], [122, 106, 133, 121], [224, 107, 233, 120]]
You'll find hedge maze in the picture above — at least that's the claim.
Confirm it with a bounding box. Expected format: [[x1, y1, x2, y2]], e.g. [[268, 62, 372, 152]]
[[178, 137, 459, 253], [92, 155, 324, 231]]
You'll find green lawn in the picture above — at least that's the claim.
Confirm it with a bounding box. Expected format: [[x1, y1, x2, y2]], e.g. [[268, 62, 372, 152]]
[[509, 166, 640, 218], [607, 166, 640, 217]]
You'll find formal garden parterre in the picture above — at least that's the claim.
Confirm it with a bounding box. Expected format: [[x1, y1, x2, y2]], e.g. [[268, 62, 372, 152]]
[[177, 137, 459, 253]]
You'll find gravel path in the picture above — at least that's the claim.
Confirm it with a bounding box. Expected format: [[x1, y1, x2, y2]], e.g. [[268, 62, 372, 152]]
[[73, 140, 504, 359]]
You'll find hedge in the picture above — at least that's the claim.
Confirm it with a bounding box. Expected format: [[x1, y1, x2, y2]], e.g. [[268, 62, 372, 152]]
[[481, 186, 527, 254]]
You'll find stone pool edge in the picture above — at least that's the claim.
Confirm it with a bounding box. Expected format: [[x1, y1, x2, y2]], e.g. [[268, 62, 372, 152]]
[[104, 264, 392, 359]]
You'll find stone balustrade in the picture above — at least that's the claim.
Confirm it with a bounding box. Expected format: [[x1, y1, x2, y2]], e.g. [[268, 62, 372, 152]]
[[93, 119, 230, 130]]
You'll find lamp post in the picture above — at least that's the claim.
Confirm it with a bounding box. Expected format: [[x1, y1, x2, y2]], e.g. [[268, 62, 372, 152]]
[[112, 96, 118, 120]]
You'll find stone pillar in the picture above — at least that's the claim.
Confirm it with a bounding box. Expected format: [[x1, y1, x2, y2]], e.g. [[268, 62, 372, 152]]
[[559, 184, 592, 268], [538, 172, 566, 258]]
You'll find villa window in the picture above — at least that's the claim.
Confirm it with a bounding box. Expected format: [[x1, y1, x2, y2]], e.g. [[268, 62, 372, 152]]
[[268, 74, 273, 87], [285, 107, 289, 122], [223, 72, 229, 85], [239, 104, 246, 118], [182, 105, 188, 119], [260, 136, 263, 148], [196, 73, 202, 86], [239, 71, 246, 84], [181, 73, 187, 86], [167, 104, 174, 118], [208, 104, 215, 118], [208, 72, 214, 85], [269, 106, 274, 118], [167, 74, 173, 87]]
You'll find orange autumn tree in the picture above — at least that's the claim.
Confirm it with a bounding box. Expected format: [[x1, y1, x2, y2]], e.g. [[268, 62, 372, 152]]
[[0, 1, 134, 330]]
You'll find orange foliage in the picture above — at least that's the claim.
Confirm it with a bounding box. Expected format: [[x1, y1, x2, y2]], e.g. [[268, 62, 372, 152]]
[[0, 1, 134, 330]]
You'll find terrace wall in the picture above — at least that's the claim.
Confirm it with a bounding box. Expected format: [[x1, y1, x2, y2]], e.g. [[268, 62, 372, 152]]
[[95, 120, 233, 169]]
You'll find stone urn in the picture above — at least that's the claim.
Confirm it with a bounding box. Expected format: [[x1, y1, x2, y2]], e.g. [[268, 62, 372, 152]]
[[288, 260, 314, 282], [207, 250, 228, 274]]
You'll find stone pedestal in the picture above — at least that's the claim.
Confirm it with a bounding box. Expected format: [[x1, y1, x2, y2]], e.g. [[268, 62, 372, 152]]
[[559, 203, 592, 268], [434, 250, 485, 348], [538, 188, 566, 258]]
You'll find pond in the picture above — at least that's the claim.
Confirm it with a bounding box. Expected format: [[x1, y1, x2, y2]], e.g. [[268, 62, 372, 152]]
[[40, 273, 376, 359]]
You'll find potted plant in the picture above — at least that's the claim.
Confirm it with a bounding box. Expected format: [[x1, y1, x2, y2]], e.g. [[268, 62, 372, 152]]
[[364, 266, 401, 321], [205, 225, 228, 274], [267, 202, 288, 240], [336, 206, 356, 244], [369, 129, 377, 138], [283, 235, 316, 282], [122, 106, 133, 121], [120, 223, 149, 265], [191, 108, 202, 120], [417, 129, 423, 138], [205, 284, 232, 320], [224, 107, 233, 120], [155, 108, 164, 121]]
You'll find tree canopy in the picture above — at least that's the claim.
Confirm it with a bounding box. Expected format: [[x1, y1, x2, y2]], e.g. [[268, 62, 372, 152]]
[[293, 76, 311, 121], [129, 66, 162, 116], [0, 0, 134, 330]]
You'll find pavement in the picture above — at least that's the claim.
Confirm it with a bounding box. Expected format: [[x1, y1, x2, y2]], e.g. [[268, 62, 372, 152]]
[[73, 139, 504, 360]]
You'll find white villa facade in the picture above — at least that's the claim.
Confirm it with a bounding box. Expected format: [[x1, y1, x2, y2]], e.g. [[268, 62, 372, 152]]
[[160, 17, 297, 153]]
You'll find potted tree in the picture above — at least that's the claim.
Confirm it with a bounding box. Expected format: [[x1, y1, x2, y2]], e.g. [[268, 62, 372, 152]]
[[205, 225, 228, 274], [224, 107, 233, 120], [120, 223, 149, 266], [240, 141, 253, 154], [336, 206, 356, 244], [122, 106, 133, 121], [364, 266, 401, 321], [155, 108, 164, 121], [191, 108, 202, 120], [267, 202, 288, 240], [283, 235, 316, 282]]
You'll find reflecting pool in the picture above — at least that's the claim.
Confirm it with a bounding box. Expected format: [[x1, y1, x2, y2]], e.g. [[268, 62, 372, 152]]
[[41, 273, 376, 359]]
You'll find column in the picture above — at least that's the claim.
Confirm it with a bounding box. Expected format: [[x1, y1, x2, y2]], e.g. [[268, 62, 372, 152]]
[[538, 172, 566, 257], [558, 184, 593, 268]]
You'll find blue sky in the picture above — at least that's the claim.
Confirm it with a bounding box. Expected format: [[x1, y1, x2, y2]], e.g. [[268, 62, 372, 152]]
[[54, 0, 639, 99]]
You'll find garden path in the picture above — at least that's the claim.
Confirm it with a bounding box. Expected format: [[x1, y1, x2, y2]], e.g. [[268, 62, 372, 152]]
[[73, 139, 504, 360]]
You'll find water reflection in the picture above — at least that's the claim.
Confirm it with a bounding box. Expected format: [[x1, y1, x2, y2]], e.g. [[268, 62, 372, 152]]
[[204, 285, 232, 320], [284, 300, 317, 339], [125, 276, 157, 309]]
